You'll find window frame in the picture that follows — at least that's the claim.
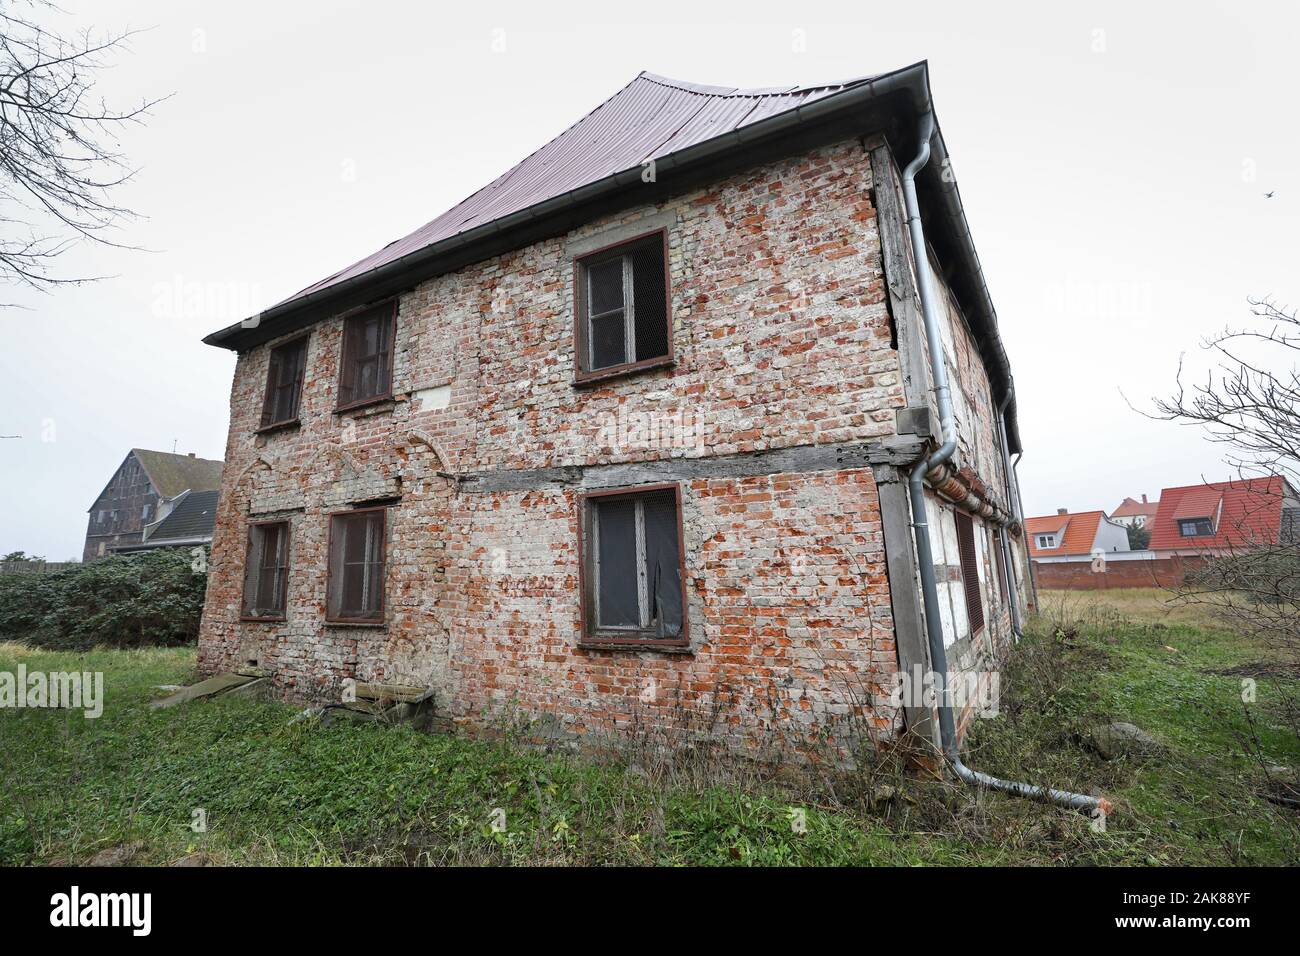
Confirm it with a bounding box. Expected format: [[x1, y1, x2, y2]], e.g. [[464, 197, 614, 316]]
[[1179, 517, 1214, 537], [258, 333, 310, 431], [577, 482, 689, 649], [325, 505, 389, 625], [572, 228, 673, 385], [955, 510, 985, 636], [336, 301, 398, 412], [240, 519, 292, 622]]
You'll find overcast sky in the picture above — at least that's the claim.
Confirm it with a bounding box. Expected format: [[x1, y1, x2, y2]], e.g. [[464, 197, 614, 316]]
[[1, 0, 1296, 559]]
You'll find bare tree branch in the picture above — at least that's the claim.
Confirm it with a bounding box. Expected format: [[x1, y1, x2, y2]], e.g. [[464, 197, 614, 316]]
[[0, 1, 165, 294]]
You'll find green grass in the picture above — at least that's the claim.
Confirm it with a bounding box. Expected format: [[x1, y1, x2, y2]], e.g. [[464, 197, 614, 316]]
[[1, 592, 1297, 866]]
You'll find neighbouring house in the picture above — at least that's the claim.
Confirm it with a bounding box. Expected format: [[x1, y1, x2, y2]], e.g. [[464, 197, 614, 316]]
[[197, 62, 1033, 757], [83, 450, 224, 561], [1032, 478, 1300, 590], [1025, 508, 1147, 589], [1109, 494, 1159, 529], [1026, 509, 1130, 561], [1147, 477, 1300, 556]]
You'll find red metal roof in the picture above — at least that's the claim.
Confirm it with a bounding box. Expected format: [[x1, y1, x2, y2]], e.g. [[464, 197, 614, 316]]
[[276, 71, 880, 310], [1148, 477, 1286, 552], [1025, 511, 1106, 557]]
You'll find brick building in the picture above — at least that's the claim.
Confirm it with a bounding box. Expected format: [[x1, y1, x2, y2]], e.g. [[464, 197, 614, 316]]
[[198, 62, 1032, 757]]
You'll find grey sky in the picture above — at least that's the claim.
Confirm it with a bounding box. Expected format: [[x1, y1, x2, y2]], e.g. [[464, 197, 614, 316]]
[[1, 0, 1295, 559]]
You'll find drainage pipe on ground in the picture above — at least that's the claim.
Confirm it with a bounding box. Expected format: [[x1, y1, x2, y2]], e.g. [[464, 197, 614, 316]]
[[899, 113, 1110, 816]]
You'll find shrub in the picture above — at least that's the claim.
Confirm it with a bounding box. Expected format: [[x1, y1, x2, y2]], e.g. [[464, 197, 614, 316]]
[[0, 548, 208, 649]]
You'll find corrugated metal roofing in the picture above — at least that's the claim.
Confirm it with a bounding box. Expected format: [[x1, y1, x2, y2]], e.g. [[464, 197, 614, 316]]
[[277, 71, 880, 310]]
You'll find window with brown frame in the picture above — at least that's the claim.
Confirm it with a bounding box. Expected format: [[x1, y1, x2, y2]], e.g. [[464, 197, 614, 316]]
[[326, 507, 387, 623], [955, 510, 985, 634], [241, 521, 290, 620], [580, 485, 686, 645], [574, 231, 670, 379], [337, 303, 396, 409], [260, 336, 308, 429]]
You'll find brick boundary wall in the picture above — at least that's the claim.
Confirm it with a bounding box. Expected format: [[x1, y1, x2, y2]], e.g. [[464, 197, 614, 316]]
[[1032, 555, 1207, 590]]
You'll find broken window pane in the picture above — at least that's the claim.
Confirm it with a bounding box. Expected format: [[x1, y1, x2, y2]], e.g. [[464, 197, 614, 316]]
[[631, 241, 668, 362]]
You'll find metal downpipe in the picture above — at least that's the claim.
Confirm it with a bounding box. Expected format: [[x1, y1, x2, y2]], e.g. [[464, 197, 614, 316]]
[[900, 114, 1109, 816], [996, 394, 1024, 638]]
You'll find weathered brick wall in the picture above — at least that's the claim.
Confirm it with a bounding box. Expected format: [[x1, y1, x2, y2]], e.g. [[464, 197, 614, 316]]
[[199, 139, 927, 756]]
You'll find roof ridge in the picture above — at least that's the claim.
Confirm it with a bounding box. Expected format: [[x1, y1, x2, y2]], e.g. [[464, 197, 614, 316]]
[[638, 71, 858, 99]]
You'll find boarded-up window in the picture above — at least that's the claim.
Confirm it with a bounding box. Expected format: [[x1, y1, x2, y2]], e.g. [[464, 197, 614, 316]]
[[242, 521, 290, 620], [583, 486, 685, 644], [575, 232, 671, 377], [993, 529, 1008, 605], [327, 508, 386, 622], [955, 510, 984, 634], [260, 336, 308, 428], [338, 304, 396, 409]]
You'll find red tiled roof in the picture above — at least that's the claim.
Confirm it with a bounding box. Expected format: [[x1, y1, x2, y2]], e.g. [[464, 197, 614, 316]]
[[1148, 478, 1286, 552], [1171, 487, 1223, 521], [1111, 496, 1159, 519], [1025, 511, 1106, 557]]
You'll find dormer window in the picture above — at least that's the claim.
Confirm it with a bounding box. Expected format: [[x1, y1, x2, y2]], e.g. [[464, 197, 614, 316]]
[[1036, 534, 1058, 549], [1179, 517, 1214, 537]]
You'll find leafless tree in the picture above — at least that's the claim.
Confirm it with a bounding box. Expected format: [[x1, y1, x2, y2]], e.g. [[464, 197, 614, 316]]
[[1154, 298, 1300, 489], [0, 1, 162, 294], [1150, 298, 1300, 743]]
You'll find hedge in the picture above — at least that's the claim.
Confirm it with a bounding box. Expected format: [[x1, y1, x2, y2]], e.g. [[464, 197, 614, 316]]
[[0, 548, 208, 649]]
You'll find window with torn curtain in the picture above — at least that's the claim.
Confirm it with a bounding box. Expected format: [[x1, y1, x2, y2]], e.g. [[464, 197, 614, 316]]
[[580, 485, 686, 646]]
